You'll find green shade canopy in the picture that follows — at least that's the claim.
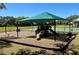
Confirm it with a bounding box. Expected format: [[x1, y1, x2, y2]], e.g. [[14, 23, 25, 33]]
[[20, 12, 66, 23], [19, 12, 66, 41]]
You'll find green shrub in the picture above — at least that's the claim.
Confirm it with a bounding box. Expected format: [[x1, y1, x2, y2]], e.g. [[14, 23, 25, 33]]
[[15, 48, 31, 55], [14, 48, 49, 55], [32, 49, 49, 55]]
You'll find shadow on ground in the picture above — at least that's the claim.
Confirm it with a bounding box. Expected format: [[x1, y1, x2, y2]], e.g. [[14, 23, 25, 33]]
[[0, 40, 12, 48], [26, 33, 67, 42]]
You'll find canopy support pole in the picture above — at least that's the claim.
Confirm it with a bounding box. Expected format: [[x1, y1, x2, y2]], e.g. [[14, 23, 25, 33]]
[[16, 21, 19, 38], [64, 21, 65, 33], [5, 25, 7, 34], [4, 19, 8, 34], [54, 20, 56, 41], [31, 23, 33, 32]]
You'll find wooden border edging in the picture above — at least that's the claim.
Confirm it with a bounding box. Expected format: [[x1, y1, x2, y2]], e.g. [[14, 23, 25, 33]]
[[0, 34, 76, 52], [0, 39, 61, 51]]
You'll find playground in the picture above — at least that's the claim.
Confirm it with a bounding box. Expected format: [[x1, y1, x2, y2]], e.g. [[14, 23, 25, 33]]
[[0, 12, 78, 55], [0, 25, 78, 55]]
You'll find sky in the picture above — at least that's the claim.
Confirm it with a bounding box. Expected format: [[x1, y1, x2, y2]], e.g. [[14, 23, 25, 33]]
[[0, 3, 79, 18]]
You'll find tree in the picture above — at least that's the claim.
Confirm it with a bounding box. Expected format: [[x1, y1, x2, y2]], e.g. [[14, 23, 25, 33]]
[[4, 16, 16, 26], [15, 16, 29, 26], [0, 3, 6, 26], [0, 3, 7, 34], [66, 15, 79, 22], [16, 16, 28, 21], [0, 3, 6, 9]]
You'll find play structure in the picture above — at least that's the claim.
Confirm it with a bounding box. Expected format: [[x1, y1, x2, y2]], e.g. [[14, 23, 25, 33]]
[[20, 12, 67, 40], [35, 23, 59, 40]]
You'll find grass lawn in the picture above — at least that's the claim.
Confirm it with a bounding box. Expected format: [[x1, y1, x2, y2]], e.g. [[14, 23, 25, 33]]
[[0, 25, 79, 34], [0, 26, 37, 32], [0, 25, 69, 32]]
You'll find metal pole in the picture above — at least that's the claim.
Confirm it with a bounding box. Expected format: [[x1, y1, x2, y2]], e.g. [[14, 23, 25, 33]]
[[54, 20, 56, 41], [64, 21, 65, 33], [32, 24, 33, 32], [69, 23, 71, 33], [4, 19, 7, 34], [5, 25, 7, 34], [16, 21, 19, 38]]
